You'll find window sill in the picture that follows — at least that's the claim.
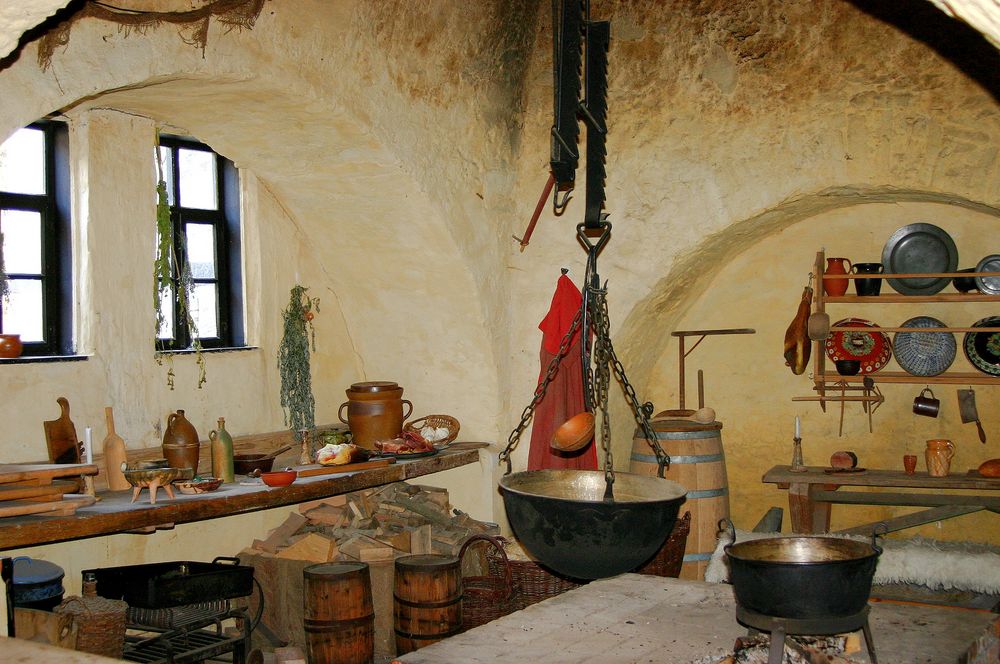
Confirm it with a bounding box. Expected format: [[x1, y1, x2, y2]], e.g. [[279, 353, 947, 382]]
[[156, 346, 258, 356], [0, 354, 88, 364]]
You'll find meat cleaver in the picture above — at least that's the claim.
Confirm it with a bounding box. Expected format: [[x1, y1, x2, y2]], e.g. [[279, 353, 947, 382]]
[[958, 387, 987, 444]]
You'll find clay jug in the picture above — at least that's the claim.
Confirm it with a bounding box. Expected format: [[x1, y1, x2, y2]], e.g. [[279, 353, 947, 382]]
[[209, 417, 235, 483], [822, 257, 852, 297], [162, 410, 201, 474], [0, 333, 23, 359], [925, 439, 955, 477], [338, 381, 413, 450]]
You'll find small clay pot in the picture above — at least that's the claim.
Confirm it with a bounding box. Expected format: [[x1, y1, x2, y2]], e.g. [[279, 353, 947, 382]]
[[835, 359, 861, 376], [0, 334, 23, 359]]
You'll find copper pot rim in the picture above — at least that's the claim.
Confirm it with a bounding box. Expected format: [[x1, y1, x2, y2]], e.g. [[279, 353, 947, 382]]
[[348, 381, 400, 393]]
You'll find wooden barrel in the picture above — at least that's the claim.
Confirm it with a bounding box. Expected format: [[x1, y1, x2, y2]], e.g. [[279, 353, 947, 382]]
[[303, 562, 374, 664], [393, 554, 462, 654], [630, 420, 729, 581]]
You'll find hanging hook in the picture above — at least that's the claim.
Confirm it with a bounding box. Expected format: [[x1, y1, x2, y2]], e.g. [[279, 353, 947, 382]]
[[553, 188, 573, 216]]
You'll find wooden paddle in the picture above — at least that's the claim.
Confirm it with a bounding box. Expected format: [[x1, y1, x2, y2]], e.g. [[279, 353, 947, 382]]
[[43, 397, 80, 465], [102, 407, 130, 490]]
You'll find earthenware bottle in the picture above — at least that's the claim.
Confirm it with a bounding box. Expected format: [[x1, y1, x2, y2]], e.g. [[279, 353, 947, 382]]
[[338, 381, 413, 449], [823, 257, 852, 297], [162, 409, 200, 474], [209, 417, 235, 483], [925, 439, 955, 477]]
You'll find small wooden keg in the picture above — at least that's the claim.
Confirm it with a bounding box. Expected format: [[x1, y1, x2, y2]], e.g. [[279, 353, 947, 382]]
[[303, 562, 374, 664], [630, 419, 729, 580], [393, 554, 462, 654]]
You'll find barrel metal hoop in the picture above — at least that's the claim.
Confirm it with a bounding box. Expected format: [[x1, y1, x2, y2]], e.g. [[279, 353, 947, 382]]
[[630, 452, 723, 465], [394, 624, 465, 640], [685, 488, 728, 499], [304, 614, 374, 631], [647, 429, 722, 440], [393, 593, 462, 609]]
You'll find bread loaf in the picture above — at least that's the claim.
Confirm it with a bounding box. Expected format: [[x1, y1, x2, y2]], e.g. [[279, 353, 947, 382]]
[[978, 459, 1000, 477], [783, 286, 813, 375], [830, 451, 858, 469]]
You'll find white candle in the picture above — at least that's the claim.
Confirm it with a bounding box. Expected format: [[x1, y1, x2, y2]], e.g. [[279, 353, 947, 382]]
[[84, 426, 93, 464], [794, 416, 801, 439]]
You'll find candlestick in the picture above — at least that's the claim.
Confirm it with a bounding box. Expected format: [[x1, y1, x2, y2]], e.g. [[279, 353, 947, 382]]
[[794, 416, 801, 439], [790, 436, 805, 472], [84, 427, 93, 464]]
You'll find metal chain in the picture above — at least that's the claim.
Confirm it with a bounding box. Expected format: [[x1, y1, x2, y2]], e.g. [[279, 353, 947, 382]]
[[498, 305, 584, 474], [587, 278, 615, 490], [608, 342, 670, 476]]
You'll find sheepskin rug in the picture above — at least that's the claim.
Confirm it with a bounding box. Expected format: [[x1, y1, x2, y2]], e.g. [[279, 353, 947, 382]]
[[705, 530, 1000, 594]]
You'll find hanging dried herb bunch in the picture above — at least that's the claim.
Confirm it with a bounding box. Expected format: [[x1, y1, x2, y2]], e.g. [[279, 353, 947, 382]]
[[153, 137, 205, 389], [279, 285, 320, 442], [0, 230, 9, 303]]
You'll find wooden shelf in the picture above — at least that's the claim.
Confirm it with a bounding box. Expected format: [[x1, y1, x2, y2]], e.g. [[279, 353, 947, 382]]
[[0, 447, 482, 552], [818, 371, 1000, 385], [829, 326, 1000, 333], [825, 293, 1000, 303]]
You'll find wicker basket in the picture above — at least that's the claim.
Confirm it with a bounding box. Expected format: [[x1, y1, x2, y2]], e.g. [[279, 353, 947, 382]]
[[55, 594, 128, 659], [459, 534, 516, 630], [635, 511, 691, 578], [403, 414, 460, 445]]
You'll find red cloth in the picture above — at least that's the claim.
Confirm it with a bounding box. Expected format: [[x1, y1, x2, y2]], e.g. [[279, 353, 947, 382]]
[[527, 275, 598, 471]]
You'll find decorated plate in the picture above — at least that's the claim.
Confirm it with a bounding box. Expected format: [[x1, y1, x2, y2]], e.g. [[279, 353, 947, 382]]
[[881, 223, 959, 295], [974, 255, 1000, 295], [825, 318, 892, 374], [964, 316, 1000, 377], [893, 316, 956, 377]]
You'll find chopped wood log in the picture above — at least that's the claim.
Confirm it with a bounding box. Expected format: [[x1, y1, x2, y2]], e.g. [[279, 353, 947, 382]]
[[302, 504, 349, 527], [297, 494, 347, 513], [409, 524, 432, 554], [392, 496, 452, 526], [276, 533, 339, 563], [254, 513, 308, 553], [375, 529, 410, 553], [340, 535, 395, 562]]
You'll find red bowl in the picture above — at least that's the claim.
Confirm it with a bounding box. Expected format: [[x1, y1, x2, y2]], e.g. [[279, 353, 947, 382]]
[[261, 470, 297, 487]]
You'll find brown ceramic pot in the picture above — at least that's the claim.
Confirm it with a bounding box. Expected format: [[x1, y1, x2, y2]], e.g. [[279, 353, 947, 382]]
[[339, 382, 412, 449], [162, 409, 201, 474], [0, 334, 23, 359]]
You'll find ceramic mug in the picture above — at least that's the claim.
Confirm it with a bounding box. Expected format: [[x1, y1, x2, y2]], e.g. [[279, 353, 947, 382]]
[[852, 262, 884, 297], [925, 439, 955, 477], [912, 387, 940, 418]]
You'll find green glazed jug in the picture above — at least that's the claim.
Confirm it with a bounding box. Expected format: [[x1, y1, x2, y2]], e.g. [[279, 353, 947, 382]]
[[209, 417, 235, 483]]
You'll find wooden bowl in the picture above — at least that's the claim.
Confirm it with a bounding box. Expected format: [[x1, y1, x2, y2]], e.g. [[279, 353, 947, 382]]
[[177, 477, 224, 494], [261, 470, 297, 487], [233, 454, 276, 476]]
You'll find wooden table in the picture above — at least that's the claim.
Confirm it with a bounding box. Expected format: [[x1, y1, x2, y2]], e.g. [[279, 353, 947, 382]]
[[0, 448, 481, 551], [763, 465, 1000, 534], [396, 575, 995, 663]]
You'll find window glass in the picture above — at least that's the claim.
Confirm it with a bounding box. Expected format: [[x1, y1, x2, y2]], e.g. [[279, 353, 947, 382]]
[[157, 146, 176, 206], [191, 284, 218, 338], [0, 128, 45, 195], [2, 280, 43, 341], [157, 284, 175, 341], [185, 223, 216, 279], [178, 148, 217, 210], [1, 209, 42, 274]]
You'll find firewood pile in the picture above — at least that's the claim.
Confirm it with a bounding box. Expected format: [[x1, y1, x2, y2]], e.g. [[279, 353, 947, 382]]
[[245, 481, 499, 563], [702, 633, 862, 664], [237, 481, 499, 658]]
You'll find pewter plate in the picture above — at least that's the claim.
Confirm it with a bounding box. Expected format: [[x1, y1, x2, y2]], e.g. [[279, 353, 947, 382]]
[[974, 254, 1000, 295], [881, 223, 958, 295], [893, 316, 956, 377]]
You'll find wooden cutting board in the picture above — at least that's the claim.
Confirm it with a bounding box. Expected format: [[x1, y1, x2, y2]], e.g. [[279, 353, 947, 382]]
[[0, 494, 95, 518], [43, 397, 81, 465], [0, 463, 99, 485], [296, 458, 396, 478]]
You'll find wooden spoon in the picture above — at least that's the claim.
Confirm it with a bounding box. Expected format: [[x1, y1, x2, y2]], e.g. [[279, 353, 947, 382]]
[[651, 407, 716, 424], [256, 444, 293, 461], [550, 412, 595, 452]]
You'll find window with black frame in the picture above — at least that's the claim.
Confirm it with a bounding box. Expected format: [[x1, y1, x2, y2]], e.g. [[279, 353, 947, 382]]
[[156, 135, 244, 351], [0, 121, 71, 357]]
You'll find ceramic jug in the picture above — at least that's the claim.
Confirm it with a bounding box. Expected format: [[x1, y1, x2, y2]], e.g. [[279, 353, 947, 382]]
[[338, 381, 413, 450], [925, 439, 955, 477], [162, 409, 201, 474], [823, 258, 852, 297], [209, 417, 235, 483], [852, 262, 884, 297]]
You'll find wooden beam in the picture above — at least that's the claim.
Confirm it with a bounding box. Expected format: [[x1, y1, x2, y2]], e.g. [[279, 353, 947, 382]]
[[812, 490, 1000, 510]]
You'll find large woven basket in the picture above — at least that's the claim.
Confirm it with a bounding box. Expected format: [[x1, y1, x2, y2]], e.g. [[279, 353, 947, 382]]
[[55, 594, 128, 659], [459, 534, 516, 630], [403, 414, 460, 445]]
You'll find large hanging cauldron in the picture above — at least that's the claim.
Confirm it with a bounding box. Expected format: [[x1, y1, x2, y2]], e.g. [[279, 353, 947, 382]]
[[725, 531, 882, 619], [499, 470, 686, 580]]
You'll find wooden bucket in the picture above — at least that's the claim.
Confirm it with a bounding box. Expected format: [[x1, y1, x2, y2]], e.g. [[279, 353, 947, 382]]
[[393, 554, 462, 654], [303, 562, 374, 664], [630, 420, 729, 581]]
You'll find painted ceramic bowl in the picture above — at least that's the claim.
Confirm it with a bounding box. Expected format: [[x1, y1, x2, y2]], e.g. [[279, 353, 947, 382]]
[[121, 466, 193, 488], [177, 477, 224, 494], [261, 470, 297, 487]]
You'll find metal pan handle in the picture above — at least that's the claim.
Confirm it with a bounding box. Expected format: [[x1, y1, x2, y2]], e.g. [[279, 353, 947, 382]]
[[212, 556, 241, 566], [871, 522, 887, 555]]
